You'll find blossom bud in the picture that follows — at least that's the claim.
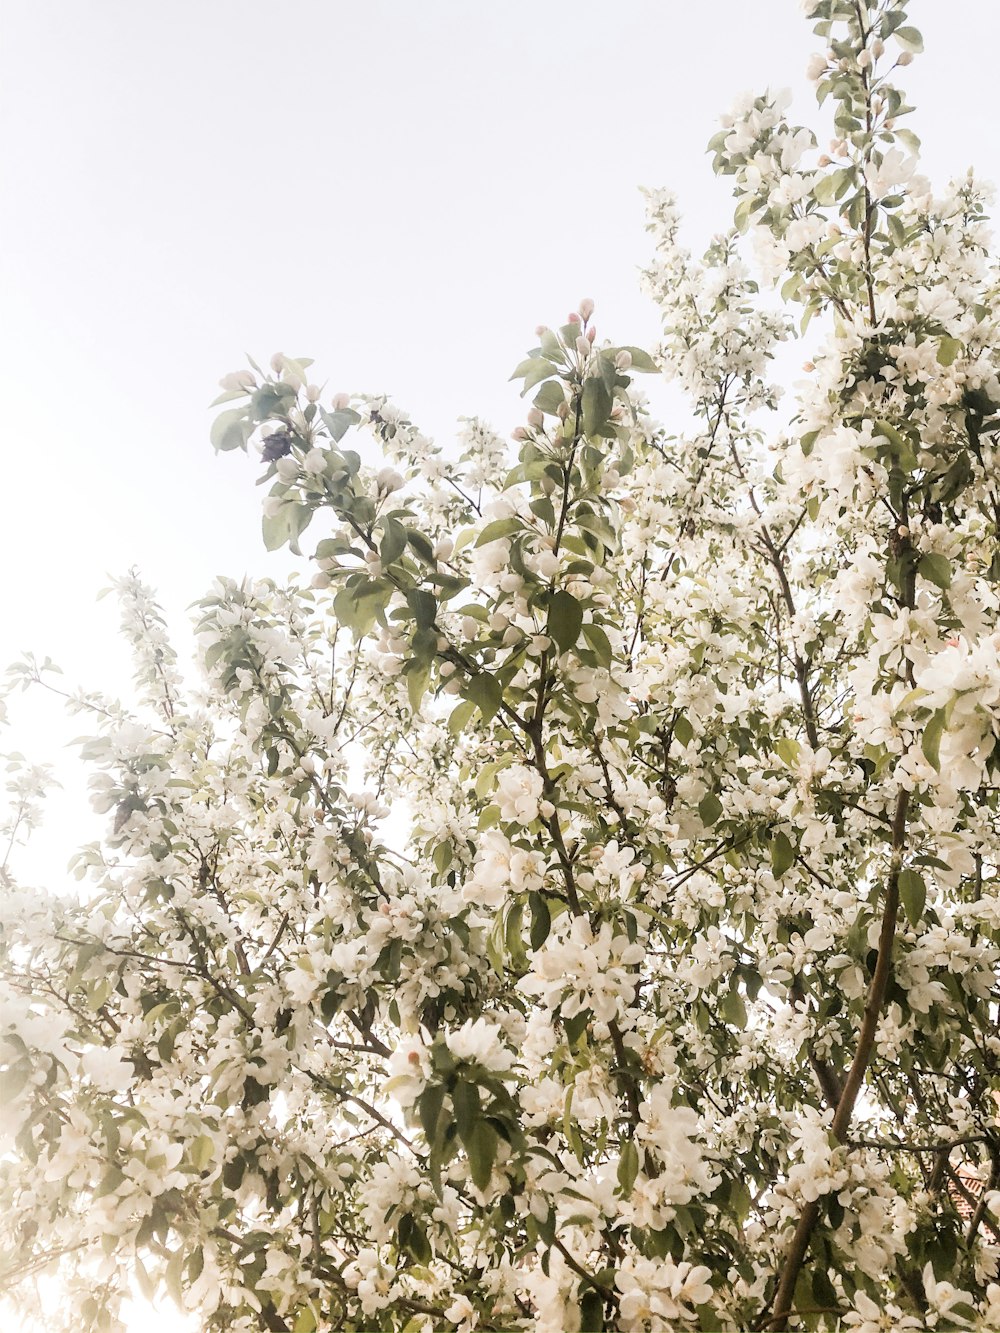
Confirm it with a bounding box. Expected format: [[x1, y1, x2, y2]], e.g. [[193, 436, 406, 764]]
[[527, 407, 544, 428], [332, 392, 350, 410], [436, 636, 449, 652], [489, 612, 509, 632], [535, 324, 549, 337], [306, 383, 322, 402], [557, 401, 570, 420], [443, 677, 462, 694], [897, 50, 913, 65], [857, 49, 872, 69], [578, 298, 595, 322], [818, 154, 832, 167], [511, 426, 529, 441], [539, 799, 555, 820], [615, 350, 633, 371], [462, 616, 480, 640], [262, 495, 284, 518], [376, 467, 404, 494], [872, 38, 884, 58], [433, 538, 454, 561], [586, 325, 596, 343], [219, 370, 256, 392], [502, 625, 520, 646], [439, 661, 456, 678], [567, 311, 581, 324], [311, 572, 331, 589], [805, 53, 827, 81], [270, 352, 286, 374], [275, 455, 299, 482], [576, 336, 591, 357]]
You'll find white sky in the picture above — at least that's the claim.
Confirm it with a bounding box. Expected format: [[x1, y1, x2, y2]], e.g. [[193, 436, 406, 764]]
[[1, 2, 997, 1329]]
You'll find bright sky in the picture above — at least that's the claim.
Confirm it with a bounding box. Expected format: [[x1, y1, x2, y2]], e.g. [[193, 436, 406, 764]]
[[1, 2, 997, 1329]]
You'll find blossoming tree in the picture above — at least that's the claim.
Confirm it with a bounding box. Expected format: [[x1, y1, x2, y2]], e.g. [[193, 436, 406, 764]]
[[4, 1, 1000, 1329]]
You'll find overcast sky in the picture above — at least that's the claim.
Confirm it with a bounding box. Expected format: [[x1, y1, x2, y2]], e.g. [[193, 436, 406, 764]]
[[1, 2, 997, 1328]]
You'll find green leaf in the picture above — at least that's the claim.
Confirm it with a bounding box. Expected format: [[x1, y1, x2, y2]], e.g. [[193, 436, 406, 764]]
[[698, 792, 723, 827], [452, 1079, 480, 1139], [547, 590, 583, 653], [774, 737, 801, 768], [922, 708, 946, 771], [406, 664, 431, 714], [581, 622, 612, 667], [918, 553, 951, 590], [475, 516, 522, 547], [262, 506, 289, 552], [620, 346, 658, 373], [673, 713, 693, 747], [528, 892, 551, 951], [406, 588, 437, 628], [534, 380, 566, 415], [418, 1083, 446, 1144], [190, 1134, 215, 1171], [937, 336, 962, 367], [898, 867, 927, 928], [895, 24, 923, 52], [464, 1119, 497, 1191], [582, 376, 612, 437], [379, 517, 408, 565], [467, 672, 503, 724], [211, 407, 250, 453], [617, 1138, 639, 1194], [513, 357, 557, 394], [769, 831, 795, 878], [447, 699, 476, 736]]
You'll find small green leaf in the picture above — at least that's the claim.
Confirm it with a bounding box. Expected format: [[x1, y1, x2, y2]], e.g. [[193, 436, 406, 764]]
[[534, 380, 566, 415], [922, 708, 946, 771], [937, 336, 962, 367], [898, 867, 926, 927], [698, 792, 723, 827], [581, 622, 612, 667], [620, 346, 658, 373], [211, 407, 250, 453], [582, 376, 612, 437], [774, 737, 801, 768], [467, 672, 503, 724], [475, 516, 522, 547], [769, 831, 795, 878], [528, 892, 551, 951], [617, 1138, 639, 1194], [547, 590, 583, 653], [918, 553, 951, 590], [406, 664, 431, 714], [673, 714, 694, 747], [895, 24, 924, 52], [465, 1118, 497, 1191], [452, 1079, 480, 1138], [379, 517, 407, 565]]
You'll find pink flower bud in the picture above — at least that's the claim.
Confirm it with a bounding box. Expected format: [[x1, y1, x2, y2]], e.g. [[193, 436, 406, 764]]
[[897, 50, 913, 66], [219, 370, 256, 392], [511, 426, 529, 441], [576, 336, 591, 357], [567, 312, 581, 324], [615, 350, 633, 371], [578, 298, 595, 322], [332, 392, 350, 410], [586, 325, 596, 343], [270, 352, 286, 374], [306, 383, 322, 402], [527, 407, 544, 428], [535, 324, 549, 337]]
